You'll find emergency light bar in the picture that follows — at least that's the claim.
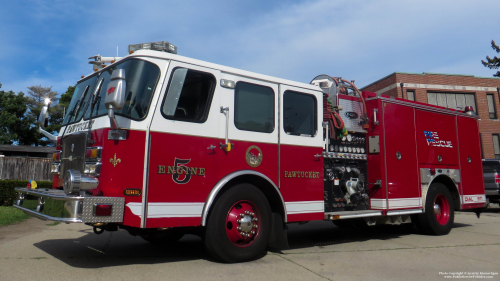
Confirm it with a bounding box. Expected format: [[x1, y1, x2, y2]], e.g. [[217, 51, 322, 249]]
[[128, 41, 177, 54]]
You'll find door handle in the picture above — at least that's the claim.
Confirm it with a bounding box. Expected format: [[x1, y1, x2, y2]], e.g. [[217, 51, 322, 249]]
[[220, 106, 233, 152]]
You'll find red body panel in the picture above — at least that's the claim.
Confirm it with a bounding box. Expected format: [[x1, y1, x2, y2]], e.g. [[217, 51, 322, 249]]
[[82, 128, 146, 227], [364, 91, 485, 212], [146, 132, 278, 228], [383, 103, 421, 208], [456, 116, 485, 209], [365, 99, 387, 207], [415, 110, 459, 167], [280, 144, 324, 222]]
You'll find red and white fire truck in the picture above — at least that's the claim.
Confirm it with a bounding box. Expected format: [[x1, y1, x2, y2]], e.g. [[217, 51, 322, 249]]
[[14, 41, 487, 263]]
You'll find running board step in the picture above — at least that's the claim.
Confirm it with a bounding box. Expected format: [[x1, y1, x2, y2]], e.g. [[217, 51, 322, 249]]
[[325, 210, 382, 220], [324, 209, 424, 220]]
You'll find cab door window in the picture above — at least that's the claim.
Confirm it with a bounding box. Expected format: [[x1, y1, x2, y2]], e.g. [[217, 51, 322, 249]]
[[234, 82, 275, 133], [283, 90, 317, 136], [162, 68, 216, 123]]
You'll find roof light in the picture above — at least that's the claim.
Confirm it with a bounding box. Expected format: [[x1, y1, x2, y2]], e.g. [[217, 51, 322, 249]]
[[128, 41, 177, 54]]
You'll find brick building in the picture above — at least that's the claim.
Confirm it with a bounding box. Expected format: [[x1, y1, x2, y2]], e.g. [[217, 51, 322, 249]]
[[361, 72, 500, 159]]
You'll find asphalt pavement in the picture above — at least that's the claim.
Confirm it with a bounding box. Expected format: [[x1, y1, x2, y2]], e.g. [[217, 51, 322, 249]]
[[0, 207, 499, 281]]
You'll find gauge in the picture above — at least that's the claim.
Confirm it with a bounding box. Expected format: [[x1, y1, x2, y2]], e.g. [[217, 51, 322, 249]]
[[344, 146, 348, 152], [346, 166, 351, 173], [360, 148, 365, 153], [342, 136, 347, 141], [356, 147, 361, 153], [346, 134, 352, 142], [329, 144, 334, 152], [347, 147, 352, 153], [335, 145, 339, 151], [338, 146, 343, 152]]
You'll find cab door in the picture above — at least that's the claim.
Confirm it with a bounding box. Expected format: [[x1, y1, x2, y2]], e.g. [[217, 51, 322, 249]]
[[279, 85, 324, 222], [146, 61, 221, 228], [218, 73, 279, 187]]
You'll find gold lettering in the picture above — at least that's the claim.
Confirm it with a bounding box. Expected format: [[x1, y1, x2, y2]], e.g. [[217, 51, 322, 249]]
[[177, 167, 185, 174], [167, 166, 175, 174], [199, 168, 205, 176], [189, 167, 198, 175], [301, 172, 305, 178], [158, 165, 165, 174], [284, 171, 288, 178], [316, 172, 320, 178], [291, 171, 296, 178]]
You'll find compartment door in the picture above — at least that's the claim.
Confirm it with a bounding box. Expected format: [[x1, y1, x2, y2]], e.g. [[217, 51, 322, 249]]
[[457, 116, 486, 207], [383, 103, 422, 210]]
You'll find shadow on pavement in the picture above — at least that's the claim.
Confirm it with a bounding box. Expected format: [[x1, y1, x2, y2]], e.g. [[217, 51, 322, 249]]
[[33, 219, 472, 268]]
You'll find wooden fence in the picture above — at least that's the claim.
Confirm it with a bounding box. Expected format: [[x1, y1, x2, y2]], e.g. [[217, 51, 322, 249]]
[[0, 157, 53, 181]]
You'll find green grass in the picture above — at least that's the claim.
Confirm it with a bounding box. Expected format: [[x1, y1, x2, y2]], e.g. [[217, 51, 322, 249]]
[[0, 206, 29, 226]]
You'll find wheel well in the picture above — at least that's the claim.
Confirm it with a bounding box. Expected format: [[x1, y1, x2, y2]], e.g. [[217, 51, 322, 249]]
[[206, 174, 286, 224], [431, 175, 460, 211]]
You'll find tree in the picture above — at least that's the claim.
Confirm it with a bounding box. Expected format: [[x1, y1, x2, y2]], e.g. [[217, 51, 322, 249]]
[[0, 83, 75, 146], [0, 86, 31, 145], [60, 85, 75, 108], [481, 40, 500, 77]]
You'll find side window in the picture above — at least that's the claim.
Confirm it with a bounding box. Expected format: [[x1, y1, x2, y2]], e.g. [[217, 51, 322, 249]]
[[283, 90, 317, 136], [162, 68, 215, 123], [234, 82, 275, 133]]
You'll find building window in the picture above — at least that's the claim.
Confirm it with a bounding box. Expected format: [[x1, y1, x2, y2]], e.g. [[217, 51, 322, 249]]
[[283, 91, 317, 136], [162, 68, 216, 123], [487, 94, 497, 119], [494, 134, 500, 159], [234, 82, 275, 133], [406, 90, 415, 101], [427, 92, 476, 112]]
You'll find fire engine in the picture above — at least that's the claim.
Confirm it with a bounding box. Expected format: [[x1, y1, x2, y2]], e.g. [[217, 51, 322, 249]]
[[14, 41, 487, 263]]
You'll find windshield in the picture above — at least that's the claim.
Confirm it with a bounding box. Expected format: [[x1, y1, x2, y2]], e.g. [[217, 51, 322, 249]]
[[62, 75, 98, 125], [84, 59, 160, 120]]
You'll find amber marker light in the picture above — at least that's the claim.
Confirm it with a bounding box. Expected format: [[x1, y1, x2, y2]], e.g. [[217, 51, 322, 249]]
[[52, 151, 60, 161], [124, 189, 141, 196], [91, 148, 98, 159]]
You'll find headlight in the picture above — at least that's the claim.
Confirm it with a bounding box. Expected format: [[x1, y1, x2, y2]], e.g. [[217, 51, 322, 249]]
[[51, 163, 61, 174], [84, 163, 101, 176]]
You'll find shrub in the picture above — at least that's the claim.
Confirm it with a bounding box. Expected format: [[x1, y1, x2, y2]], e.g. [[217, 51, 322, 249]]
[[0, 180, 52, 206]]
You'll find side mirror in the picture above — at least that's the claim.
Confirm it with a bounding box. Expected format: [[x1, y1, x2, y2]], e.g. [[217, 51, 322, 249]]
[[38, 99, 50, 128], [105, 69, 126, 129]]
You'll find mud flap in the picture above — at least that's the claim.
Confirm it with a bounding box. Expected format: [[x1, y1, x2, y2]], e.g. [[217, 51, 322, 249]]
[[268, 212, 289, 250]]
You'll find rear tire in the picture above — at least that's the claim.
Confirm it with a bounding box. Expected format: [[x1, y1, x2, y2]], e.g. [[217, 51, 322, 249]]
[[204, 183, 271, 263], [417, 183, 454, 235]]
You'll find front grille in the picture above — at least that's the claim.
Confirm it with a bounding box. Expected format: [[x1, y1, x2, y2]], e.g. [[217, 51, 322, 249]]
[[60, 133, 87, 182]]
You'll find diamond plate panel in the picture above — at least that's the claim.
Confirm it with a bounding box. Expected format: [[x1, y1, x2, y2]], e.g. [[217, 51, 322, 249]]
[[338, 98, 364, 132], [82, 197, 125, 223]]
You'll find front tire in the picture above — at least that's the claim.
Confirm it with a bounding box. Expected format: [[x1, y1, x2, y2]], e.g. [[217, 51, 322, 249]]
[[417, 183, 454, 235], [204, 183, 271, 263]]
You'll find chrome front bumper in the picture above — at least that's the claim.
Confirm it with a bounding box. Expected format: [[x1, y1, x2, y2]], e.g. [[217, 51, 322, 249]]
[[13, 188, 125, 223]]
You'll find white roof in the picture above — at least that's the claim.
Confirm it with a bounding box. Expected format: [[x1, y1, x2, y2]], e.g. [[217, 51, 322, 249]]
[[80, 49, 322, 92]]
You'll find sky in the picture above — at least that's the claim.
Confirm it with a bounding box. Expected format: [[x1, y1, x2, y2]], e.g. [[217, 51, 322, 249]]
[[1, 0, 500, 97]]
